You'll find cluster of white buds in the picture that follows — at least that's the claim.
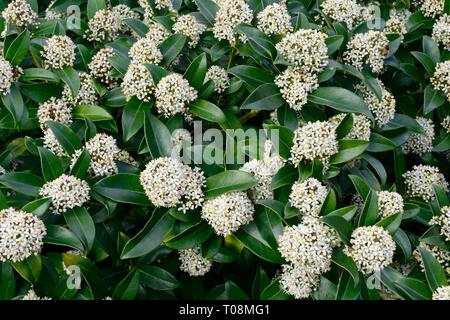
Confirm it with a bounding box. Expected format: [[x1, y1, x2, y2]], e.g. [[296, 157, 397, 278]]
[[115, 149, 139, 167], [403, 165, 449, 201], [129, 37, 163, 66], [179, 247, 213, 277], [155, 73, 198, 118], [0, 56, 15, 96], [377, 191, 404, 219], [275, 67, 319, 111], [201, 191, 254, 236], [290, 121, 338, 168], [384, 9, 411, 40], [328, 113, 372, 141], [213, 0, 253, 44], [430, 206, 450, 242], [401, 117, 435, 155], [1, 0, 38, 36], [355, 80, 396, 127], [173, 15, 207, 48], [432, 14, 450, 50], [320, 0, 369, 30], [431, 61, 450, 102], [43, 129, 66, 157], [276, 29, 329, 74], [171, 128, 192, 157], [138, 0, 154, 23], [205, 66, 230, 93], [289, 178, 328, 216], [413, 242, 450, 274], [155, 0, 176, 12], [85, 9, 121, 42], [39, 174, 91, 214], [256, 3, 293, 36], [344, 31, 389, 74], [22, 289, 51, 300], [37, 97, 72, 130], [344, 226, 396, 275], [278, 216, 338, 275], [279, 264, 320, 299], [0, 208, 46, 262], [140, 157, 205, 213], [111, 4, 140, 34], [121, 63, 155, 102], [83, 133, 120, 177], [88, 48, 117, 87], [432, 286, 450, 300], [442, 115, 450, 133], [45, 0, 63, 20], [146, 21, 171, 46], [70, 72, 98, 105], [42, 35, 76, 70], [418, 0, 445, 18]]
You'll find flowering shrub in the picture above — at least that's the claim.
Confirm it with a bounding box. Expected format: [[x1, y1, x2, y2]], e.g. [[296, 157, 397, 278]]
[[0, 0, 449, 301]]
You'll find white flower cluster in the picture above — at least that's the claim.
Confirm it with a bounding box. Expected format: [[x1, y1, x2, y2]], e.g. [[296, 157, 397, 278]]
[[256, 3, 293, 36], [155, 73, 198, 118], [442, 115, 450, 133], [88, 48, 117, 87], [37, 97, 72, 130], [0, 56, 15, 96], [328, 113, 372, 141], [384, 9, 411, 39], [111, 4, 140, 34], [274, 67, 319, 111], [432, 286, 450, 300], [355, 80, 396, 127], [45, 0, 63, 20], [403, 165, 449, 201], [2, 0, 37, 35], [146, 21, 171, 46], [276, 29, 329, 74], [418, 0, 444, 18], [320, 0, 368, 29], [72, 72, 98, 105], [205, 66, 230, 93], [129, 37, 163, 65], [115, 149, 139, 167], [171, 128, 192, 156], [121, 63, 155, 102], [377, 191, 404, 219], [290, 121, 338, 168], [432, 14, 450, 50], [201, 191, 254, 236], [402, 117, 435, 155], [344, 31, 389, 74], [345, 226, 396, 275], [42, 35, 76, 70], [430, 206, 450, 242], [431, 61, 450, 102], [39, 174, 91, 214], [83, 133, 120, 177], [213, 0, 253, 44], [155, 0, 175, 12], [85, 9, 121, 42], [179, 247, 213, 277], [279, 263, 320, 299], [289, 178, 328, 216], [140, 157, 205, 212], [43, 129, 66, 157], [240, 141, 285, 201], [0, 208, 46, 262], [22, 289, 51, 300], [173, 15, 207, 48], [414, 242, 450, 274]]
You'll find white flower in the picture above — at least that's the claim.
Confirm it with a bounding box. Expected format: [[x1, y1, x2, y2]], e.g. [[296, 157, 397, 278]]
[[140, 157, 205, 212], [0, 56, 15, 96], [39, 174, 91, 214], [279, 264, 319, 299], [154, 0, 176, 12], [430, 206, 450, 242], [275, 67, 319, 111], [171, 128, 192, 157], [202, 192, 254, 236], [320, 0, 368, 29], [418, 0, 444, 18], [85, 9, 121, 42], [276, 29, 329, 74], [403, 165, 449, 201], [45, 0, 64, 20], [111, 4, 140, 34], [290, 121, 338, 168], [432, 14, 450, 50], [43, 129, 66, 157], [328, 113, 372, 141], [179, 247, 213, 276], [213, 0, 253, 44], [121, 63, 155, 102], [355, 80, 396, 127], [88, 48, 117, 87], [377, 191, 404, 219], [115, 150, 139, 167], [129, 37, 163, 65], [173, 15, 207, 48], [37, 97, 72, 130], [442, 115, 450, 133], [70, 72, 98, 105], [413, 242, 450, 274], [345, 226, 396, 275], [289, 178, 328, 216], [431, 61, 450, 102], [344, 31, 389, 74], [138, 0, 154, 23], [278, 217, 338, 274], [205, 66, 230, 93], [2, 0, 37, 34], [146, 21, 171, 46], [256, 3, 293, 36], [402, 117, 435, 155], [42, 35, 76, 70], [384, 9, 411, 39], [83, 133, 120, 177], [22, 289, 51, 300], [155, 73, 198, 118], [433, 286, 450, 300], [0, 208, 46, 262]]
